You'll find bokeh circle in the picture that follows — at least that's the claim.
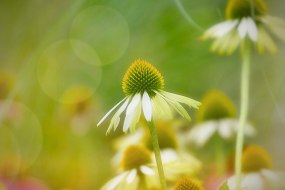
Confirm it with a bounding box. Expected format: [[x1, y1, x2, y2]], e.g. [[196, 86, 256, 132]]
[[37, 39, 102, 103], [70, 5, 130, 65]]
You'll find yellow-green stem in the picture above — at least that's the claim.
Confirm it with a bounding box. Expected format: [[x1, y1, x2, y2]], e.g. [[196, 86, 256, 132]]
[[235, 41, 251, 189], [147, 120, 167, 190]]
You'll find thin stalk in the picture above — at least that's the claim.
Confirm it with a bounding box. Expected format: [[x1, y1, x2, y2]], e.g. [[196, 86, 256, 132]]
[[147, 120, 167, 190], [235, 41, 251, 189]]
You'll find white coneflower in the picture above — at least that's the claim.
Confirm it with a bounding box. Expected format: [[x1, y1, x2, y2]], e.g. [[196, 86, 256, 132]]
[[101, 145, 159, 190], [186, 90, 255, 147], [97, 59, 200, 190], [202, 0, 285, 54], [112, 121, 202, 182], [97, 59, 200, 133], [220, 144, 285, 190], [174, 177, 204, 190]]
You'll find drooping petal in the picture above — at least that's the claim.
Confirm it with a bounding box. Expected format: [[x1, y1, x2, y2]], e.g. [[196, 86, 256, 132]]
[[187, 121, 218, 147], [218, 118, 235, 139], [247, 18, 258, 41], [232, 120, 256, 137], [129, 99, 142, 133], [226, 31, 241, 54], [100, 172, 128, 190], [142, 92, 152, 121], [257, 26, 277, 54], [159, 149, 201, 181], [202, 20, 238, 39], [156, 91, 191, 121], [261, 169, 285, 189], [261, 15, 285, 42], [123, 94, 141, 132], [241, 173, 264, 190], [140, 166, 155, 175], [106, 97, 130, 134], [238, 18, 248, 39], [214, 20, 239, 38], [97, 97, 127, 126], [158, 90, 201, 109], [151, 94, 173, 119], [126, 169, 137, 184]]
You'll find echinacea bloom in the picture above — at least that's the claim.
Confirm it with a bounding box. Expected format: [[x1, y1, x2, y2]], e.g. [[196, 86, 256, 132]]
[[174, 177, 204, 190], [186, 90, 255, 147], [202, 0, 285, 54], [220, 144, 285, 190], [97, 59, 201, 134], [101, 145, 159, 190], [112, 121, 202, 181]]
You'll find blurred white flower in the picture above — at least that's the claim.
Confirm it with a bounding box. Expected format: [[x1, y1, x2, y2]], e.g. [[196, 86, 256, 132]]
[[202, 0, 285, 54], [101, 145, 159, 190], [159, 149, 202, 181], [220, 169, 285, 190], [187, 118, 255, 147]]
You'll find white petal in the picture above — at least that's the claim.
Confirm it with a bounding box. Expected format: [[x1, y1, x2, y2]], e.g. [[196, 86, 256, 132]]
[[155, 91, 191, 121], [159, 149, 179, 163], [113, 98, 130, 130], [97, 97, 127, 126], [126, 94, 141, 116], [123, 94, 141, 132], [158, 90, 201, 109], [261, 15, 285, 42], [101, 172, 127, 190], [151, 94, 172, 119], [225, 174, 263, 190], [238, 18, 248, 39], [187, 121, 217, 147], [203, 20, 238, 39], [257, 26, 277, 54], [140, 166, 155, 175], [142, 92, 152, 121], [242, 173, 264, 190], [261, 169, 285, 188], [231, 119, 256, 137], [106, 97, 130, 134], [126, 169, 137, 184], [129, 100, 142, 133], [247, 18, 258, 41], [214, 20, 239, 37], [218, 119, 235, 139]]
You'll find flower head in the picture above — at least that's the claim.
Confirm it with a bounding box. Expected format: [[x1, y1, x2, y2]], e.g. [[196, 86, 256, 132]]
[[202, 0, 285, 54], [97, 59, 200, 134], [220, 144, 285, 190], [186, 90, 255, 147], [174, 177, 204, 190], [101, 145, 159, 190], [120, 145, 152, 171], [242, 144, 272, 173], [122, 59, 164, 97]]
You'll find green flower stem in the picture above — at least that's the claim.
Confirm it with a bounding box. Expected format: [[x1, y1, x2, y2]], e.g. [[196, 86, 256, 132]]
[[235, 41, 251, 189], [147, 120, 167, 190]]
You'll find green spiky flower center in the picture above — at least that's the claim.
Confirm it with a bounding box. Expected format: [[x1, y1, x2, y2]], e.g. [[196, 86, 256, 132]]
[[226, 0, 268, 19], [143, 122, 178, 150], [197, 90, 236, 122], [120, 145, 152, 171], [122, 59, 164, 97], [242, 144, 272, 173], [174, 177, 204, 190]]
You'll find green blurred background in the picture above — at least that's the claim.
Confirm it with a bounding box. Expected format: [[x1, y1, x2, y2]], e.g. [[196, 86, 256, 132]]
[[0, 0, 285, 189]]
